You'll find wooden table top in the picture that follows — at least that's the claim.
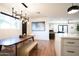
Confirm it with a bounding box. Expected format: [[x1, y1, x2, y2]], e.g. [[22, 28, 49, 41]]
[[0, 35, 34, 46]]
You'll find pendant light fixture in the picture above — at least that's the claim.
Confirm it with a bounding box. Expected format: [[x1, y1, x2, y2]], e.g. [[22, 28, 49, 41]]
[[67, 3, 79, 14], [12, 7, 29, 23]]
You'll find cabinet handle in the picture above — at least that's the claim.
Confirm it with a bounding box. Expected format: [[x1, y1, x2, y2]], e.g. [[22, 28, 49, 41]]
[[67, 51, 75, 53], [67, 42, 75, 44]]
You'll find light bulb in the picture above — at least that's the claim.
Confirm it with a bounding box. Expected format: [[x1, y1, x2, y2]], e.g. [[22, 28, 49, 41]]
[[68, 9, 79, 14]]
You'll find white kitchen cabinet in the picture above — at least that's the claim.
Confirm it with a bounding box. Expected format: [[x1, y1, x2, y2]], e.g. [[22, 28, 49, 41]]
[[61, 37, 79, 56], [55, 33, 79, 56]]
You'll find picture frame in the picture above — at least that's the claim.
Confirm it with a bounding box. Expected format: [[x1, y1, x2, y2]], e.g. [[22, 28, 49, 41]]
[[32, 21, 45, 31]]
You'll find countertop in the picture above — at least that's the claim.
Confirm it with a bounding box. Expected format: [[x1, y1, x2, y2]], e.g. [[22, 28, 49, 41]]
[[56, 33, 79, 39]]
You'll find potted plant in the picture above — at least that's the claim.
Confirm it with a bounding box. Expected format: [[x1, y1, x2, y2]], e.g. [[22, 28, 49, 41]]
[[76, 24, 79, 32]]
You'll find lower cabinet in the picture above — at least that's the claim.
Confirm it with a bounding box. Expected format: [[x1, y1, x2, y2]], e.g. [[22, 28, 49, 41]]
[[61, 38, 79, 56]]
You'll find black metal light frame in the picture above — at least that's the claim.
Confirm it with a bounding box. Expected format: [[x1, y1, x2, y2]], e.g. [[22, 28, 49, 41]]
[[67, 5, 79, 12], [22, 3, 28, 8]]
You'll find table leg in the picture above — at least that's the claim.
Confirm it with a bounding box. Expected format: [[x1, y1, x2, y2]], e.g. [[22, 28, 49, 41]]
[[0, 45, 2, 51], [32, 36, 34, 41], [15, 45, 17, 56]]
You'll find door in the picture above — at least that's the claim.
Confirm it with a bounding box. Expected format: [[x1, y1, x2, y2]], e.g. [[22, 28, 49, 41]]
[[58, 25, 68, 33], [22, 22, 27, 35], [63, 25, 68, 33]]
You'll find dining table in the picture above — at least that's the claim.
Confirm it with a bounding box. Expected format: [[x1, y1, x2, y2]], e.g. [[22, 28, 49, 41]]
[[0, 35, 34, 56]]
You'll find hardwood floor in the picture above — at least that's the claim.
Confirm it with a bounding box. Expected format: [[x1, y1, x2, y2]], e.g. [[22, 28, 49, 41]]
[[1, 40, 55, 56], [30, 40, 56, 56]]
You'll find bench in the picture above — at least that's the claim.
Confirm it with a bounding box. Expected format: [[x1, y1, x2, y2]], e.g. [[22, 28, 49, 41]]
[[17, 41, 38, 56]]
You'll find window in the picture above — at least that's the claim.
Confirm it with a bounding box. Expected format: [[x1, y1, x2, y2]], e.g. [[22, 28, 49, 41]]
[[58, 25, 68, 33], [0, 13, 21, 29]]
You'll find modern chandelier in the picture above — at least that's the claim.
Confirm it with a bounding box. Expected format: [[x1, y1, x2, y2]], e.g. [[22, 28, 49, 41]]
[[12, 3, 29, 23]]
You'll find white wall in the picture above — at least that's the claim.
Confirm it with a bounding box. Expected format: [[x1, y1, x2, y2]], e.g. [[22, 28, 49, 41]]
[[68, 24, 77, 34], [68, 20, 79, 34], [27, 18, 32, 35], [49, 19, 68, 33], [29, 17, 49, 40]]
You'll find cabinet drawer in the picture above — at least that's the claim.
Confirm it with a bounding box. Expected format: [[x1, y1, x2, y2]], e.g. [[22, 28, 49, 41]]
[[63, 46, 79, 56], [63, 39, 79, 46]]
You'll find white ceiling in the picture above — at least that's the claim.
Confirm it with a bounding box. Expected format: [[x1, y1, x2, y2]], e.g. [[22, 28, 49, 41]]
[[1, 3, 79, 19]]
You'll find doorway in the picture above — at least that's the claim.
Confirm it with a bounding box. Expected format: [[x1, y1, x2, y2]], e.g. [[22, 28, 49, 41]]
[[22, 22, 27, 35], [58, 25, 68, 33]]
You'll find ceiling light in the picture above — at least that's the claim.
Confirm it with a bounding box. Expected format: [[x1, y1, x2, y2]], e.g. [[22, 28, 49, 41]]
[[12, 8, 29, 22], [67, 5, 79, 14]]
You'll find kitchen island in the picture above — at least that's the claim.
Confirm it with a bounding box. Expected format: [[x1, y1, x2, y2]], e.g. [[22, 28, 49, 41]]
[[55, 33, 79, 56]]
